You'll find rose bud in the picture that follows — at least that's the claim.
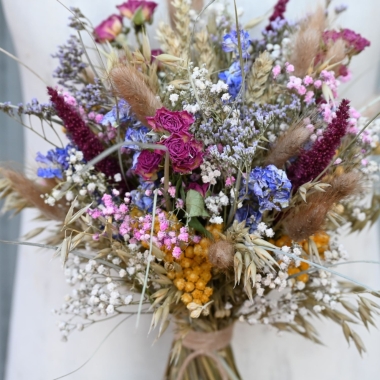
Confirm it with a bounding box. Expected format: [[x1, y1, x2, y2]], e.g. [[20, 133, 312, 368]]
[[94, 14, 123, 43]]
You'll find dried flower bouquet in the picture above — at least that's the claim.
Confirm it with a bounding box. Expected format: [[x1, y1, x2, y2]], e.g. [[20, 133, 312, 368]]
[[1, 0, 380, 378]]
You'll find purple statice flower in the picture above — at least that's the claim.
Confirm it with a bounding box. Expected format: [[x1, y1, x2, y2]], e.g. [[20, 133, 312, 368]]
[[266, 0, 289, 31], [74, 78, 108, 111], [242, 165, 292, 213], [287, 99, 350, 190], [36, 144, 74, 179], [102, 99, 132, 127], [52, 35, 87, 90], [222, 29, 251, 59], [235, 205, 262, 233]]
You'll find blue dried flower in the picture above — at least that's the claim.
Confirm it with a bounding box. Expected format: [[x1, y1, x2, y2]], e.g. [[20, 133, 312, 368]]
[[222, 29, 251, 59], [37, 167, 64, 179], [102, 99, 131, 127], [242, 165, 292, 212], [235, 205, 262, 233], [36, 144, 75, 179], [125, 125, 150, 150], [219, 62, 243, 99], [130, 181, 155, 211]]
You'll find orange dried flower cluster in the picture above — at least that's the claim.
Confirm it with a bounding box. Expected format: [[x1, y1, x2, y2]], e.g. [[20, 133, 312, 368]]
[[271, 231, 330, 283], [166, 224, 223, 306]]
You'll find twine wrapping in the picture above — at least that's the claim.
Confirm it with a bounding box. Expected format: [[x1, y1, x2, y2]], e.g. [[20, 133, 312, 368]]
[[175, 324, 234, 380]]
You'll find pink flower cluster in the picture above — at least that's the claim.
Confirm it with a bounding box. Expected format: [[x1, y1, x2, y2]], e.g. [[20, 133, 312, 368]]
[[323, 29, 370, 54], [89, 193, 196, 259]]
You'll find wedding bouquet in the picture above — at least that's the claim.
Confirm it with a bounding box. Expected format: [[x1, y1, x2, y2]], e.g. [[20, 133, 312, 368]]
[[1, 0, 380, 378]]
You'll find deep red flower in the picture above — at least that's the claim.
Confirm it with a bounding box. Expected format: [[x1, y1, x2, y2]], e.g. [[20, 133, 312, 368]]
[[135, 150, 162, 180], [147, 107, 195, 134], [287, 99, 351, 190], [162, 132, 203, 174], [47, 87, 127, 192]]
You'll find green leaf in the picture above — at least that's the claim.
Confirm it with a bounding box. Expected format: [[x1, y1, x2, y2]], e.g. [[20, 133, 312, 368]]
[[185, 190, 209, 218], [188, 217, 213, 239], [132, 7, 145, 25], [175, 175, 182, 199]]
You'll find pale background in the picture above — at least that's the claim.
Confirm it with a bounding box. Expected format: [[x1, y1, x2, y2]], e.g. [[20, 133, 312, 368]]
[[2, 0, 380, 379]]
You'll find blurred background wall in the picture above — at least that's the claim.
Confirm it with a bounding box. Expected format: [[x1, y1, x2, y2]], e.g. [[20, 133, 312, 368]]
[[0, 3, 23, 380]]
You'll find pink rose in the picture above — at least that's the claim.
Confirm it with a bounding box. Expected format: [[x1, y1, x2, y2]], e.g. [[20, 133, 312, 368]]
[[163, 133, 203, 173], [94, 15, 123, 43], [135, 150, 162, 180], [147, 108, 195, 134], [117, 0, 158, 25]]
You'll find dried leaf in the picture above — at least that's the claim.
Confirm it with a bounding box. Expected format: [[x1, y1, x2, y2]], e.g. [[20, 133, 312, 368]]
[[351, 331, 366, 355], [150, 262, 167, 275], [68, 203, 92, 225], [61, 237, 69, 267], [22, 227, 45, 240], [155, 54, 183, 64], [186, 190, 209, 218], [95, 248, 112, 259], [234, 252, 243, 285], [64, 197, 77, 225], [342, 321, 351, 345]]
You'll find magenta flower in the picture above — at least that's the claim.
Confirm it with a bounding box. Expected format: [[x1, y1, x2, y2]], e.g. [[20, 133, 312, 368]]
[[117, 0, 158, 25], [94, 15, 123, 43], [287, 99, 350, 190], [266, 0, 289, 31], [162, 133, 203, 174], [135, 150, 162, 180], [188, 182, 209, 197], [323, 29, 370, 54], [47, 87, 127, 192], [147, 108, 195, 134]]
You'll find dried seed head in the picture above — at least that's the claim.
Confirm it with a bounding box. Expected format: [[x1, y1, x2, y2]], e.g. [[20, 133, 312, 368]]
[[208, 240, 235, 269]]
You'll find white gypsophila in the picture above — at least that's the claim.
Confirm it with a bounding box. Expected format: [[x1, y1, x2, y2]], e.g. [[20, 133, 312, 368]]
[[209, 215, 223, 224], [185, 65, 230, 121], [205, 191, 229, 216], [200, 160, 222, 185], [53, 246, 156, 340], [169, 93, 179, 106]]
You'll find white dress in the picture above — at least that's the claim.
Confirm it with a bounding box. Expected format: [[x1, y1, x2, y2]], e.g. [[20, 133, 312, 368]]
[[3, 1, 380, 379]]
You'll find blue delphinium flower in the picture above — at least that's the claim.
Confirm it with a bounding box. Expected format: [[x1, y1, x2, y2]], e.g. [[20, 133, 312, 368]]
[[101, 99, 131, 127], [220, 29, 251, 99], [222, 29, 251, 59], [37, 167, 64, 179], [130, 181, 155, 212], [235, 205, 262, 233], [125, 125, 150, 150], [219, 62, 243, 99], [36, 144, 74, 179], [243, 165, 292, 213]]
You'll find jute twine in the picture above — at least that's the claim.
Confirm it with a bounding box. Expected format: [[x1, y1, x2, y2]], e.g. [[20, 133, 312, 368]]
[[175, 324, 234, 380]]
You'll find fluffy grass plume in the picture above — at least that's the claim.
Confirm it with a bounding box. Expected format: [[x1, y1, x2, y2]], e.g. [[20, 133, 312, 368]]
[[284, 172, 362, 241], [110, 65, 162, 125]]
